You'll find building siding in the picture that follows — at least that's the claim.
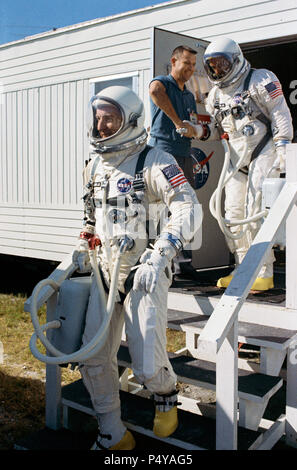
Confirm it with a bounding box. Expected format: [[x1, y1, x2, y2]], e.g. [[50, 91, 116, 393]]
[[0, 0, 296, 260]]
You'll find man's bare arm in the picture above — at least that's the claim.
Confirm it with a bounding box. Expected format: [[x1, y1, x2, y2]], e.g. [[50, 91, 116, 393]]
[[149, 80, 196, 137]]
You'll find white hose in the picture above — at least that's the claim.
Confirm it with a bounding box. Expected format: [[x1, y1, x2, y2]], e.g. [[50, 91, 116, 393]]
[[29, 242, 126, 365], [209, 138, 268, 241]]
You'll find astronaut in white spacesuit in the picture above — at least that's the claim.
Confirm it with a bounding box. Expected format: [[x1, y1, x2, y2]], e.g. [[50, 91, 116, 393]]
[[182, 37, 293, 291], [72, 86, 202, 450]]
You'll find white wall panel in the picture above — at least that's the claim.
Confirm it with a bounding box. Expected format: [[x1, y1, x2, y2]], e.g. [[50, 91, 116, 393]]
[[0, 204, 83, 260], [0, 80, 87, 259]]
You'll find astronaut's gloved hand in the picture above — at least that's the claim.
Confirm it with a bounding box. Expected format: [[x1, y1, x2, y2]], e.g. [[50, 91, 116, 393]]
[[133, 239, 177, 293], [272, 145, 286, 174], [72, 237, 92, 273], [180, 120, 210, 140], [176, 121, 197, 139]]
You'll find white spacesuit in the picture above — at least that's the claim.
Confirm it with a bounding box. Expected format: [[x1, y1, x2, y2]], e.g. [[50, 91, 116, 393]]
[[72, 86, 202, 450], [188, 37, 293, 290]]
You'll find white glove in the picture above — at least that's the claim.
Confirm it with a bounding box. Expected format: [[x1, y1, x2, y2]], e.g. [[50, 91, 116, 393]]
[[272, 146, 286, 173], [133, 239, 176, 293], [181, 120, 204, 139], [72, 238, 92, 273]]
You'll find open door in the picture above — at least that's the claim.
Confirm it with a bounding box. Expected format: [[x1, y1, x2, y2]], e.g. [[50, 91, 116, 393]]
[[152, 28, 230, 270]]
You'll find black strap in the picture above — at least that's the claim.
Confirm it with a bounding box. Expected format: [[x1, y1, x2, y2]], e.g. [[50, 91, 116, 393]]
[[94, 196, 129, 207], [243, 68, 272, 162], [251, 113, 272, 161], [243, 67, 255, 92], [132, 145, 152, 191], [135, 145, 152, 173]]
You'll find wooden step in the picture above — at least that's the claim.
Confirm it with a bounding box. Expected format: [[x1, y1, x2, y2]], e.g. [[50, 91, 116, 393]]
[[61, 379, 263, 450], [167, 309, 297, 350], [118, 343, 282, 404], [167, 288, 297, 331]]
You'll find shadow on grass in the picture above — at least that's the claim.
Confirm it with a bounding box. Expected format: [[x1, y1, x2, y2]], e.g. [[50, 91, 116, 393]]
[[0, 254, 59, 297], [0, 370, 45, 450]]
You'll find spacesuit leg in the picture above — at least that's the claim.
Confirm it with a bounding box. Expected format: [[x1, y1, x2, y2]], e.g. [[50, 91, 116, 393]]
[[224, 168, 250, 265], [79, 277, 134, 449], [246, 150, 276, 284], [218, 150, 276, 290], [80, 277, 124, 412], [124, 269, 178, 437], [217, 169, 249, 287], [172, 155, 196, 277], [124, 269, 176, 392]]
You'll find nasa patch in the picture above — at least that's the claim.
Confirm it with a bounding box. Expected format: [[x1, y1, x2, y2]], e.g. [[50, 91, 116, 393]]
[[117, 177, 132, 194], [191, 147, 214, 190], [232, 93, 242, 105]]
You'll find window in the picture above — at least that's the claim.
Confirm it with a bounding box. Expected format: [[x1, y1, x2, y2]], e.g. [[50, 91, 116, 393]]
[[90, 72, 139, 96]]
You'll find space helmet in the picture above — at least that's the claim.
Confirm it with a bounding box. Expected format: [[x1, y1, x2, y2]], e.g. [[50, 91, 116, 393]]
[[203, 38, 249, 88], [87, 86, 147, 153]]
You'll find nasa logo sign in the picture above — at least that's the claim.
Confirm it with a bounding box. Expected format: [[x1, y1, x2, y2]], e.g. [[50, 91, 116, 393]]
[[191, 147, 214, 190], [117, 178, 132, 194]]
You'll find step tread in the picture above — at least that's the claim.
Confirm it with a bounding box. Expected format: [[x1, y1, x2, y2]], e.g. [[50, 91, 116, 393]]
[[62, 379, 262, 450], [169, 283, 286, 306], [167, 309, 297, 348], [118, 343, 282, 400]]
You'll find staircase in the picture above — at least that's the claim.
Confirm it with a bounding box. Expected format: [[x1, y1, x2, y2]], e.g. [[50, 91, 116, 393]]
[[20, 144, 297, 451], [54, 291, 293, 451]]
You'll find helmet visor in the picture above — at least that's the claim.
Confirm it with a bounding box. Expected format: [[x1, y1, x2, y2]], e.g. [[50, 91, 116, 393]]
[[89, 97, 124, 142], [204, 53, 233, 81]]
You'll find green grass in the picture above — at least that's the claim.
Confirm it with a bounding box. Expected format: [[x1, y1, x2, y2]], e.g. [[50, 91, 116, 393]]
[[0, 293, 45, 371]]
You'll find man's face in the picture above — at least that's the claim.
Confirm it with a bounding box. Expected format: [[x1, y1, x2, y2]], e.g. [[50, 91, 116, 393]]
[[206, 56, 232, 80], [95, 103, 122, 139], [171, 50, 196, 83]]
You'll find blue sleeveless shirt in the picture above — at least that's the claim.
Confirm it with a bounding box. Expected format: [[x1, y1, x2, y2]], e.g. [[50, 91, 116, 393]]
[[149, 74, 197, 158]]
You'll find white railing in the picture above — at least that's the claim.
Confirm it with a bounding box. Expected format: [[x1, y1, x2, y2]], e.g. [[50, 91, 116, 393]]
[[24, 254, 76, 428], [198, 144, 297, 449]]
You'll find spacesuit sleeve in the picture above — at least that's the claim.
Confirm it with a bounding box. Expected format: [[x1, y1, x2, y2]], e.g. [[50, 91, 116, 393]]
[[200, 87, 221, 141], [251, 69, 293, 144], [145, 151, 203, 247]]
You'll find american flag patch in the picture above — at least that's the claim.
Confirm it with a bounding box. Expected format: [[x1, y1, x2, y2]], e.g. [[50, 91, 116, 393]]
[[162, 164, 187, 188], [265, 81, 283, 99]]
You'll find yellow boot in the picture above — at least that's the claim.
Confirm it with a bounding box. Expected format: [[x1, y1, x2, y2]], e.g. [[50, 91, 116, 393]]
[[153, 406, 178, 438], [217, 274, 233, 288], [91, 430, 135, 450], [217, 274, 274, 291], [153, 391, 179, 438], [251, 276, 274, 291], [110, 430, 136, 450]]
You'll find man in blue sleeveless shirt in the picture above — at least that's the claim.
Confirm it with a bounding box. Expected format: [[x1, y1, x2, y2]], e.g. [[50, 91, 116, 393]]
[[149, 45, 199, 277]]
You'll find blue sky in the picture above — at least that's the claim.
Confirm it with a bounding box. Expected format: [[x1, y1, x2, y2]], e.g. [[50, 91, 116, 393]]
[[0, 0, 175, 45]]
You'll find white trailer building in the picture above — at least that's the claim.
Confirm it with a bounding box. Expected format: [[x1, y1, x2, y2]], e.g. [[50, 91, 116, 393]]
[[0, 0, 296, 268], [2, 1, 297, 450]]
